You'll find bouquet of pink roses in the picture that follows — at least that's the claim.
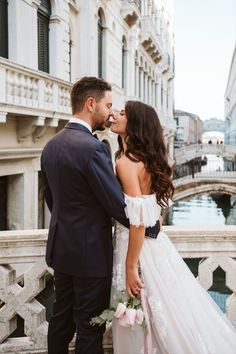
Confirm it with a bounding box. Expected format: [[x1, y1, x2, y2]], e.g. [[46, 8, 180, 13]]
[[90, 289, 147, 332]]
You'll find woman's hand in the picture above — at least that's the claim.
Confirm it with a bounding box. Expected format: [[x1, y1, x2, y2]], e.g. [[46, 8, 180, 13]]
[[126, 263, 144, 299]]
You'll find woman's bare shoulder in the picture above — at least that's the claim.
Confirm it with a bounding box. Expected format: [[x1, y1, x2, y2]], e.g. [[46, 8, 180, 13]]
[[116, 155, 144, 172], [115, 156, 145, 196]]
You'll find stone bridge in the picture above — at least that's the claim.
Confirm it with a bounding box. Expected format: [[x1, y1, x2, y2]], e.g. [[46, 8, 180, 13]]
[[174, 144, 236, 165], [173, 171, 236, 201]]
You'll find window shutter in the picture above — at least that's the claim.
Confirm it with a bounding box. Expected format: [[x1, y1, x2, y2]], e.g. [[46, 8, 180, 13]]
[[37, 0, 51, 73], [0, 0, 8, 59]]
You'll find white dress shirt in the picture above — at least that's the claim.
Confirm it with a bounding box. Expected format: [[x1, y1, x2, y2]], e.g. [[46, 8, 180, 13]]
[[69, 118, 92, 133]]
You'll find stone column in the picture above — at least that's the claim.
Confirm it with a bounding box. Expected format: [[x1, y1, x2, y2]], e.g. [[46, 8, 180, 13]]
[[128, 26, 139, 97], [22, 170, 38, 229], [78, 1, 98, 77], [8, 0, 38, 69], [49, 16, 64, 79], [144, 72, 148, 103], [8, 174, 24, 230], [135, 64, 139, 98], [140, 69, 144, 101]]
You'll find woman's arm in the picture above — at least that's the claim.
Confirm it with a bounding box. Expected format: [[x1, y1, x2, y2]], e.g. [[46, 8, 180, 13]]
[[116, 157, 146, 298]]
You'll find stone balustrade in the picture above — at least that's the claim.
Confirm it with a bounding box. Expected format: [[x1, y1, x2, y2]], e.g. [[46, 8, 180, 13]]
[[0, 57, 72, 123], [121, 0, 141, 12], [0, 226, 236, 353]]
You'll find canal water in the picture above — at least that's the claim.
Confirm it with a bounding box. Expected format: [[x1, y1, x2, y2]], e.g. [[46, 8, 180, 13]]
[[163, 154, 235, 313], [165, 154, 236, 226], [164, 194, 236, 226]]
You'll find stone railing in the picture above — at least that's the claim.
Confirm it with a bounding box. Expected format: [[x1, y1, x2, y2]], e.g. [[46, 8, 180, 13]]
[[0, 57, 72, 123], [0, 227, 236, 353]]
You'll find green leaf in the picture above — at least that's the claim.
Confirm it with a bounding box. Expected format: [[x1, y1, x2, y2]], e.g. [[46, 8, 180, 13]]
[[122, 290, 130, 303], [114, 290, 123, 302], [141, 319, 148, 334], [90, 316, 106, 326], [100, 309, 110, 321], [133, 298, 141, 307], [107, 310, 115, 322]]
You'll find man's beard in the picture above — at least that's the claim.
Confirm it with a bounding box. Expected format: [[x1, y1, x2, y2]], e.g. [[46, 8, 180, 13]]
[[93, 115, 111, 131], [93, 120, 106, 131]]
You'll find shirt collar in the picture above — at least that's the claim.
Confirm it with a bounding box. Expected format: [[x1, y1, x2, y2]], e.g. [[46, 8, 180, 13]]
[[69, 118, 92, 133]]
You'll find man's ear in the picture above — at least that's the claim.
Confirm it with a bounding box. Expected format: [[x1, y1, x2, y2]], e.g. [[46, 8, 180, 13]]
[[86, 97, 96, 112]]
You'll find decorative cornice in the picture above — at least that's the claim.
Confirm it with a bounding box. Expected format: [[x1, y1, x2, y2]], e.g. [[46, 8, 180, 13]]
[[0, 148, 42, 160]]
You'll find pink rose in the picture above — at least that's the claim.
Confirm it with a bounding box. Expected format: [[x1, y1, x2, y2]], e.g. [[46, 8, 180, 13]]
[[114, 303, 127, 319], [118, 308, 137, 327], [136, 309, 144, 325], [118, 312, 130, 327], [124, 308, 137, 327]]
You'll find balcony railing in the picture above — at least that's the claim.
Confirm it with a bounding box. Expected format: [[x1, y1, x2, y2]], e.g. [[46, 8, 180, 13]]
[[121, 0, 141, 12], [0, 226, 236, 353], [0, 58, 72, 123]]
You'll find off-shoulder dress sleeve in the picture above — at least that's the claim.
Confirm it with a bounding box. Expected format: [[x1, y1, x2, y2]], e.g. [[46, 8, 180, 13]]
[[124, 194, 162, 228]]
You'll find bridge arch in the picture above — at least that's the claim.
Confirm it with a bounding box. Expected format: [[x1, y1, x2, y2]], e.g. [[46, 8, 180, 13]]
[[174, 182, 236, 202]]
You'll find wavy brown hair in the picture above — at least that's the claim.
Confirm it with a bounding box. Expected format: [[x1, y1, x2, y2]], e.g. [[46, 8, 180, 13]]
[[116, 100, 174, 207]]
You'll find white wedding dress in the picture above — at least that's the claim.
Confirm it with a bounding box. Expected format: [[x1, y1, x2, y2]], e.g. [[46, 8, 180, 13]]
[[112, 194, 236, 354]]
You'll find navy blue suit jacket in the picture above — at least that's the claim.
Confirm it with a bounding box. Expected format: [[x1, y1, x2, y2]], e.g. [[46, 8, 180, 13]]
[[41, 123, 160, 277]]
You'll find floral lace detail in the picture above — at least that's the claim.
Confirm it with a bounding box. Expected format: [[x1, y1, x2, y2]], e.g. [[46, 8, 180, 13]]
[[148, 296, 167, 339], [112, 263, 124, 290]]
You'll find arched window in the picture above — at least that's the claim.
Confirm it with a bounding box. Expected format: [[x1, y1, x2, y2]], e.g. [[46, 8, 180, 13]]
[[0, 0, 8, 58], [122, 36, 127, 91], [98, 9, 104, 78], [38, 0, 51, 73]]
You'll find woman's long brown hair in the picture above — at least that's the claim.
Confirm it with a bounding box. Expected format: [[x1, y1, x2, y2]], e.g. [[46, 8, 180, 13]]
[[116, 100, 174, 207]]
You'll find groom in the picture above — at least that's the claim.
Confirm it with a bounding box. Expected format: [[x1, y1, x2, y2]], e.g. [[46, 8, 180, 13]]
[[41, 76, 160, 354]]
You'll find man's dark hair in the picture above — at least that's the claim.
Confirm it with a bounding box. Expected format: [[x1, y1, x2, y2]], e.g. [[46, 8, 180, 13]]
[[71, 77, 112, 114]]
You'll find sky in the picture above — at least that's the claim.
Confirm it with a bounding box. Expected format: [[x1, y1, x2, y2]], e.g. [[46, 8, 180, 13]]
[[173, 0, 236, 121]]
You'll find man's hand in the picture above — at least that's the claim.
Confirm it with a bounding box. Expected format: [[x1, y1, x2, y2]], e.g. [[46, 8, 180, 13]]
[[126, 264, 144, 299]]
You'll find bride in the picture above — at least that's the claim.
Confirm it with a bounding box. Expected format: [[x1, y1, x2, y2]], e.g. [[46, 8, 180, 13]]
[[110, 100, 236, 354]]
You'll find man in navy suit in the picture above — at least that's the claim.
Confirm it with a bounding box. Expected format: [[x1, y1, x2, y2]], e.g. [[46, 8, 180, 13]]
[[41, 77, 160, 354]]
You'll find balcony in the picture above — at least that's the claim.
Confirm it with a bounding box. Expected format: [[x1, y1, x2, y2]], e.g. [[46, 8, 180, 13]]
[[121, 0, 141, 27], [140, 16, 164, 64], [0, 226, 235, 353], [0, 58, 72, 141]]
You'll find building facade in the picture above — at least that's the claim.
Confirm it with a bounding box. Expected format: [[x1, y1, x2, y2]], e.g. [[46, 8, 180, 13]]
[[0, 0, 175, 231], [225, 45, 236, 170], [174, 109, 203, 147]]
